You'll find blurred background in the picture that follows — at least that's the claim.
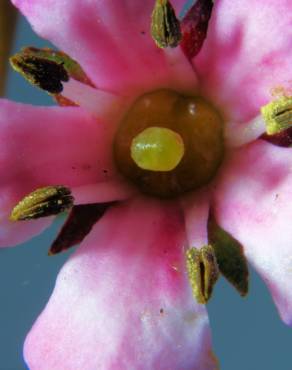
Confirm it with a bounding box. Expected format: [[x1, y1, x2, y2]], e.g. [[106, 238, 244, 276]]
[[1, 3, 292, 370]]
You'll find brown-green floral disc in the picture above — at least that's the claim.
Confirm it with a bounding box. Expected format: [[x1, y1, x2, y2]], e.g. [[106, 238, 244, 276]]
[[114, 89, 224, 198]]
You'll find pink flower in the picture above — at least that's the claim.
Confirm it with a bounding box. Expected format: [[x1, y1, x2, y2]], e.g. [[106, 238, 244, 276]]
[[2, 0, 292, 368]]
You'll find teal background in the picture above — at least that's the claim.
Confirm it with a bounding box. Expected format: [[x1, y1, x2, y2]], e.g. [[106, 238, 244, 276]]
[[1, 13, 292, 370]]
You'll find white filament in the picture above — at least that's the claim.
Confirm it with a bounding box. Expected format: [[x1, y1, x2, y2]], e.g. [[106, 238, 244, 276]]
[[224, 114, 266, 148]]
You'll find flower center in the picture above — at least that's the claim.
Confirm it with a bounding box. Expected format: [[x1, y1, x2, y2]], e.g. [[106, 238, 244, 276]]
[[114, 89, 224, 198]]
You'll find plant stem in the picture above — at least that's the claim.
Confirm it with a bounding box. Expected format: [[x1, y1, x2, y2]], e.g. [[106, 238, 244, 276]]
[[0, 1, 17, 96]]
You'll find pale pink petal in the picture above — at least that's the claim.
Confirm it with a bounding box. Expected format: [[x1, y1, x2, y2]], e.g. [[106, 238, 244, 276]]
[[0, 99, 117, 247], [194, 0, 292, 122], [213, 140, 292, 325], [181, 190, 210, 247], [24, 197, 217, 370], [12, 0, 197, 95]]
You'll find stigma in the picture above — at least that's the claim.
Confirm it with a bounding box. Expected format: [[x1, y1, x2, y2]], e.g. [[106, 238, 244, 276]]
[[131, 127, 185, 171]]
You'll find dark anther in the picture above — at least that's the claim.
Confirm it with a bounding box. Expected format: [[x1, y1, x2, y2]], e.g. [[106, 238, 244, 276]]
[[10, 54, 69, 94]]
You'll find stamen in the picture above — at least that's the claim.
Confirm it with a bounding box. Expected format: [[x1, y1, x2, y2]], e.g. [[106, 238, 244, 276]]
[[11, 48, 124, 114], [130, 127, 185, 171], [151, 0, 182, 48], [10, 186, 73, 221], [261, 96, 292, 135], [185, 245, 219, 304]]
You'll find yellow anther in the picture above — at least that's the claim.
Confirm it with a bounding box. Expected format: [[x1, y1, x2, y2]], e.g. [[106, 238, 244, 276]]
[[151, 0, 182, 48], [186, 245, 219, 304], [130, 126, 185, 172], [261, 96, 292, 135], [10, 185, 73, 221]]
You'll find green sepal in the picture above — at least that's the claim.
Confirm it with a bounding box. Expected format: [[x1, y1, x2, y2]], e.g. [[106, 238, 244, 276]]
[[208, 218, 249, 296]]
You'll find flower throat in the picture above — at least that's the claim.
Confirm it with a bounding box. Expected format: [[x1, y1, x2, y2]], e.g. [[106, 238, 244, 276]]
[[114, 89, 224, 198]]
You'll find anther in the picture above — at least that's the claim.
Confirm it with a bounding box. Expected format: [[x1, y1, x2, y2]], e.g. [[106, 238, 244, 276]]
[[261, 96, 292, 135], [186, 245, 219, 304], [10, 52, 69, 94], [151, 0, 182, 48], [10, 185, 74, 221], [10, 47, 93, 96]]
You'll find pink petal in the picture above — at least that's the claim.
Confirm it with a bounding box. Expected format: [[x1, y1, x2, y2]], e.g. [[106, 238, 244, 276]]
[[0, 99, 117, 247], [213, 140, 292, 325], [24, 197, 217, 370], [72, 181, 136, 205], [0, 217, 52, 248], [12, 0, 197, 95], [194, 0, 292, 122]]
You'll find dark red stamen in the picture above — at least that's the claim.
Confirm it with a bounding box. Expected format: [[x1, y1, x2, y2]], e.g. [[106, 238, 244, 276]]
[[180, 0, 213, 60]]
